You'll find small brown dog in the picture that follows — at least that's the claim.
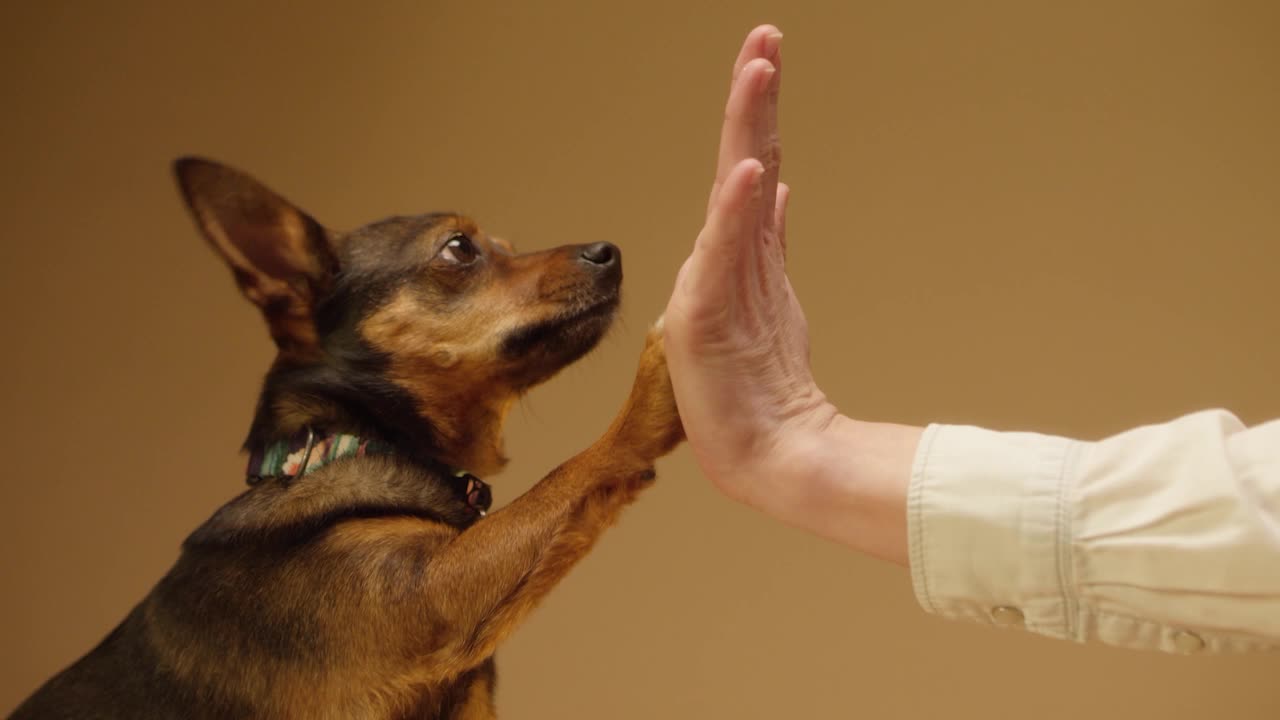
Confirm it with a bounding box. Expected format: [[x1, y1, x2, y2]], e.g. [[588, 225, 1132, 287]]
[[11, 158, 684, 719]]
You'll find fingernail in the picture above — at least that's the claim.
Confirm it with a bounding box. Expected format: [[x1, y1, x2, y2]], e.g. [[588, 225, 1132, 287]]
[[764, 31, 784, 59], [759, 61, 777, 89]]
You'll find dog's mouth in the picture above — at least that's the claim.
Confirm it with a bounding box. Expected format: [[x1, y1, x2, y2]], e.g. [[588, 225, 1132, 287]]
[[499, 293, 620, 388]]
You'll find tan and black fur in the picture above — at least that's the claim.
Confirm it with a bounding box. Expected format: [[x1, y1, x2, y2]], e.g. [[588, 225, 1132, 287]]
[[10, 158, 684, 719]]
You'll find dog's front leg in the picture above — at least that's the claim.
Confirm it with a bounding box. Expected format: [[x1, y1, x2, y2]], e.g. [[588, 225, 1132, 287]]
[[422, 321, 684, 673]]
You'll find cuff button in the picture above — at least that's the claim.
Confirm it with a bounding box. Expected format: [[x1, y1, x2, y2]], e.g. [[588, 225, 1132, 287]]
[[990, 606, 1025, 627], [1172, 630, 1205, 653]]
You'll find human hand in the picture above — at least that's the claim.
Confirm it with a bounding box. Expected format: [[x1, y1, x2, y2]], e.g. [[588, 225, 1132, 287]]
[[663, 27, 918, 564], [663, 26, 835, 520]]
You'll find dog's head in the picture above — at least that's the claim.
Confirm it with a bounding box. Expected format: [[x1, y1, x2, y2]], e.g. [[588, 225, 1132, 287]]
[[175, 157, 621, 476]]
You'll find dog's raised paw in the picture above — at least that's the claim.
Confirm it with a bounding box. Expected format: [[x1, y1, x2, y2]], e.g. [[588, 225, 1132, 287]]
[[615, 321, 685, 460]]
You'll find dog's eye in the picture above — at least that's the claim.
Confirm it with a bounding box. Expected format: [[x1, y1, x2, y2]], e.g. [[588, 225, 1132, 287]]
[[439, 234, 479, 265]]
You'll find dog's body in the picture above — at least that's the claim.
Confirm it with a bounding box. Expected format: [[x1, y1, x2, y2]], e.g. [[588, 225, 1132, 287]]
[[11, 159, 683, 719]]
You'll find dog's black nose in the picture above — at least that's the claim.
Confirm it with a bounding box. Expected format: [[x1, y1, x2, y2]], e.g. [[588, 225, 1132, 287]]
[[579, 242, 620, 267]]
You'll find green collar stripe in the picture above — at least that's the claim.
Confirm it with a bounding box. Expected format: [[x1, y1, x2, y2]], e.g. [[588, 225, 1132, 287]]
[[247, 432, 393, 481]]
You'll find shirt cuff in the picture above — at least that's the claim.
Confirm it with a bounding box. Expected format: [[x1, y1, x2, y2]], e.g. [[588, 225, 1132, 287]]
[[907, 422, 1084, 640]]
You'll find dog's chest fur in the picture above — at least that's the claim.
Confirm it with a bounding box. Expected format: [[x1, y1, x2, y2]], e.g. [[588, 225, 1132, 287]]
[[13, 458, 498, 719]]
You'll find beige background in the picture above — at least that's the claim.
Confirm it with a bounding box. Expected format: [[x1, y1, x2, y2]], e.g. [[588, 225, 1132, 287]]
[[2, 1, 1278, 717]]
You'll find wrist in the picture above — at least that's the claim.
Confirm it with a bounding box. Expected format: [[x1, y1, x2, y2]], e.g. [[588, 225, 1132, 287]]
[[760, 412, 921, 566]]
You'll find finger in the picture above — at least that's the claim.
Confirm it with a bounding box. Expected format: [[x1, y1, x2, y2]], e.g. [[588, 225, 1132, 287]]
[[750, 180, 790, 301], [773, 182, 790, 260], [707, 25, 783, 217], [759, 35, 782, 232], [708, 58, 776, 215], [730, 24, 783, 89]]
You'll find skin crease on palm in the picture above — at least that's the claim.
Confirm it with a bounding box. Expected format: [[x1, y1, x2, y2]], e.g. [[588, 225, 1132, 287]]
[[663, 25, 924, 566]]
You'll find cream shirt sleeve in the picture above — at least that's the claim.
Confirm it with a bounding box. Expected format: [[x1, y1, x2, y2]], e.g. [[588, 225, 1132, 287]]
[[907, 409, 1280, 653]]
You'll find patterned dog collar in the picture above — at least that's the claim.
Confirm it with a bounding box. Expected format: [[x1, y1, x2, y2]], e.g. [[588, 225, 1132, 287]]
[[246, 428, 491, 516]]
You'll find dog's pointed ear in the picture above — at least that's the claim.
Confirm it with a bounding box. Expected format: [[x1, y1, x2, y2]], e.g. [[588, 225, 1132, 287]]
[[174, 157, 338, 356]]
